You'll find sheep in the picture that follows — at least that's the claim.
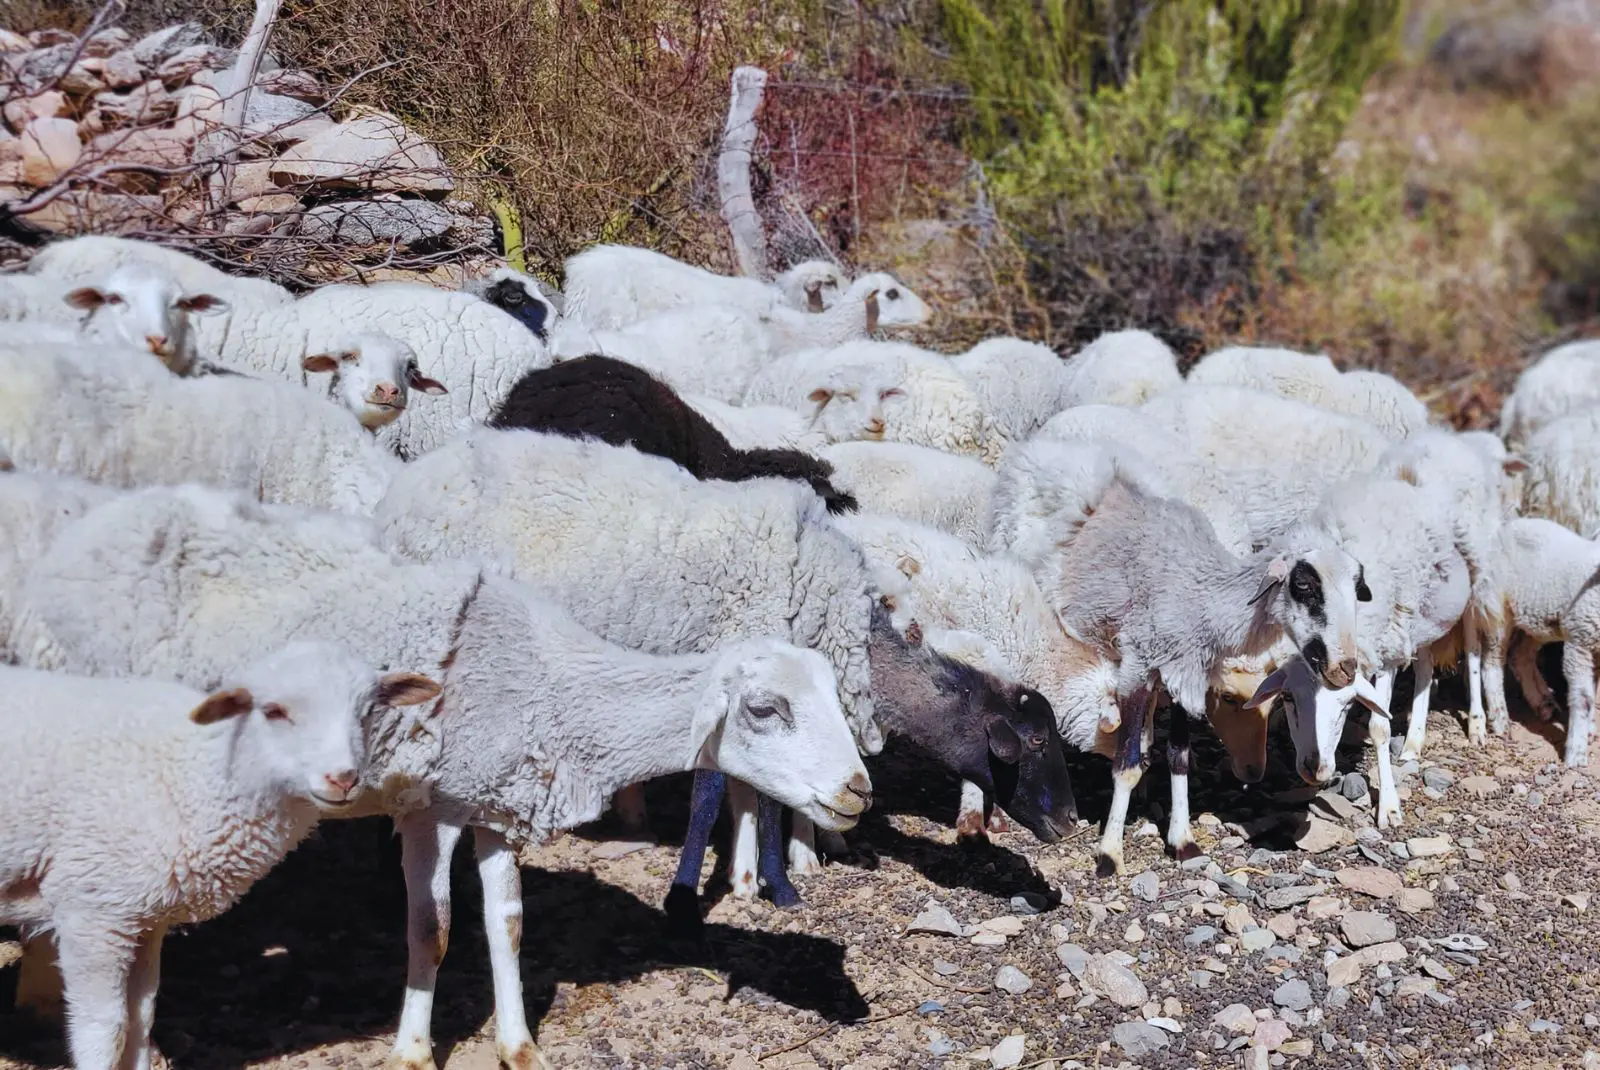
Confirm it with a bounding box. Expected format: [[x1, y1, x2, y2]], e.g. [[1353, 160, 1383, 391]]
[[0, 641, 437, 1070], [746, 340, 1004, 462], [1139, 384, 1395, 546], [776, 259, 850, 311], [14, 481, 871, 1070], [682, 393, 829, 452], [1025, 475, 1368, 874], [1517, 409, 1600, 539], [1, 262, 229, 375], [0, 472, 111, 660], [1058, 329, 1182, 408], [1500, 339, 1600, 448], [1188, 345, 1429, 438], [820, 440, 997, 545], [949, 336, 1069, 441], [300, 331, 449, 432], [1244, 477, 1470, 827], [462, 266, 564, 340], [0, 341, 398, 516], [1477, 518, 1600, 766], [486, 355, 857, 513]]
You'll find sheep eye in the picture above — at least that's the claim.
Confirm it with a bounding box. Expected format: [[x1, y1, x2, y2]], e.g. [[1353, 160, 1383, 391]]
[[262, 703, 291, 722], [749, 705, 780, 720], [1029, 734, 1047, 749], [880, 388, 904, 400], [105, 294, 125, 306], [886, 288, 900, 299], [340, 351, 359, 363]]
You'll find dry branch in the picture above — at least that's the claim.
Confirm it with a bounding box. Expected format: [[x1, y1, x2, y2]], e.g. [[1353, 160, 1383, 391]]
[[717, 65, 768, 280]]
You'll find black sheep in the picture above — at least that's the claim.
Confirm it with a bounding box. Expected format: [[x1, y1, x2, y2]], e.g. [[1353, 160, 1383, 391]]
[[488, 355, 858, 514]]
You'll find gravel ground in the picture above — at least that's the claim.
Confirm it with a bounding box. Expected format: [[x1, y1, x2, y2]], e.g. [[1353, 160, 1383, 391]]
[[5, 670, 1600, 1070]]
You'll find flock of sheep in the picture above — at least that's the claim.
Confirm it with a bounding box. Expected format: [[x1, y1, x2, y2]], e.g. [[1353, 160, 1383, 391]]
[[1, 233, 1598, 1070]]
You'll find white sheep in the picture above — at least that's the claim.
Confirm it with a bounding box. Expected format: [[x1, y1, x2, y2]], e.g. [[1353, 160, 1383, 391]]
[[1517, 408, 1600, 538], [0, 641, 437, 1070], [1058, 329, 1181, 408], [0, 341, 398, 516], [1500, 339, 1600, 448], [298, 331, 449, 431], [1, 263, 229, 375], [950, 336, 1068, 441], [15, 481, 871, 1070], [746, 340, 1003, 462], [776, 259, 851, 311], [0, 472, 111, 660], [821, 440, 997, 546], [683, 394, 828, 452], [1188, 345, 1428, 438], [1478, 517, 1600, 766]]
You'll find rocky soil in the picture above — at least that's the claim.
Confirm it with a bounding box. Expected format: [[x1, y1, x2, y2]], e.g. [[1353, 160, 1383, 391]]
[[4, 678, 1600, 1070]]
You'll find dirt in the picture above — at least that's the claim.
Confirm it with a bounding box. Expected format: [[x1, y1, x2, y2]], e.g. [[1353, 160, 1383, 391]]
[[5, 673, 1600, 1070]]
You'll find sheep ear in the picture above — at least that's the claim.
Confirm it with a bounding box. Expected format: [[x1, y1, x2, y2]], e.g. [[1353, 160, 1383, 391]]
[[190, 687, 254, 725], [806, 280, 825, 312], [864, 289, 880, 334], [1355, 565, 1373, 603], [1242, 668, 1287, 710], [177, 293, 229, 315], [1247, 555, 1289, 606], [894, 552, 921, 578], [985, 715, 1024, 764], [63, 286, 108, 311], [1503, 456, 1529, 475], [1350, 673, 1389, 717], [407, 368, 449, 396], [376, 672, 443, 708], [807, 387, 834, 404], [302, 354, 340, 374]]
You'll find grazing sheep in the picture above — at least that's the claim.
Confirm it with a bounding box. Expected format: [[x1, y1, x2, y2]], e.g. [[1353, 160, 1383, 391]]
[[949, 337, 1068, 440], [0, 342, 398, 516], [821, 440, 997, 546], [1500, 339, 1600, 448], [300, 332, 448, 432], [1, 263, 228, 375], [1517, 409, 1600, 538], [1189, 346, 1428, 438], [487, 355, 856, 513], [683, 394, 829, 452], [15, 482, 871, 1070], [1058, 329, 1181, 409], [0, 642, 433, 1070]]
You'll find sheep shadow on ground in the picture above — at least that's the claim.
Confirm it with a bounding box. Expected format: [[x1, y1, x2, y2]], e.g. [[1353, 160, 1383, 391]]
[[0, 816, 865, 1070]]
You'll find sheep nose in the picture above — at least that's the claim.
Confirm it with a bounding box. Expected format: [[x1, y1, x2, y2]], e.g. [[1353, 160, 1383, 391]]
[[847, 772, 873, 811], [1297, 756, 1325, 786], [146, 334, 169, 353], [865, 419, 885, 436], [372, 382, 400, 404], [323, 769, 359, 799]]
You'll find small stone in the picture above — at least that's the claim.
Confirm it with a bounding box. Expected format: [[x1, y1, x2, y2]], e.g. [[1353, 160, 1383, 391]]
[[971, 931, 1007, 947], [1390, 842, 1412, 860], [101, 50, 145, 90], [1564, 892, 1592, 913], [1083, 956, 1149, 1008], [1313, 790, 1363, 822], [988, 1034, 1025, 1068], [132, 22, 208, 66], [1529, 1019, 1562, 1034], [1327, 955, 1364, 988], [1422, 767, 1454, 792], [1297, 816, 1354, 853], [930, 1033, 957, 1057], [1241, 929, 1275, 952], [908, 903, 963, 937], [156, 44, 234, 86], [1130, 871, 1159, 902], [1419, 956, 1454, 981], [1111, 1021, 1170, 1058], [1306, 896, 1344, 920], [917, 1000, 944, 1015], [1264, 884, 1328, 911], [1274, 979, 1313, 1011], [1397, 888, 1435, 914], [18, 117, 80, 186], [1268, 915, 1299, 940], [1326, 986, 1351, 1009], [1336, 867, 1402, 899], [994, 965, 1033, 995], [1500, 872, 1523, 893], [1341, 772, 1369, 801], [298, 198, 454, 247], [1184, 925, 1218, 948], [1010, 892, 1046, 915], [1341, 912, 1397, 949], [978, 916, 1026, 937], [1162, 996, 1182, 1018], [1056, 944, 1090, 978], [1189, 969, 1214, 989], [1406, 835, 1453, 858], [1212, 1003, 1257, 1036], [1435, 933, 1489, 953], [1459, 775, 1500, 798], [4, 89, 69, 129], [1253, 1018, 1292, 1051], [1395, 975, 1437, 999], [1280, 1040, 1315, 1057], [1223, 904, 1254, 934], [1148, 1015, 1183, 1033], [1124, 919, 1145, 943], [933, 958, 958, 976]]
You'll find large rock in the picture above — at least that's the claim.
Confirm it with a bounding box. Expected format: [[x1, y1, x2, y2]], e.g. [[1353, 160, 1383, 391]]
[[1082, 955, 1148, 1008], [19, 117, 80, 186], [245, 92, 319, 131], [4, 90, 69, 131], [13, 188, 164, 234], [1340, 911, 1397, 948], [5, 44, 77, 96], [82, 28, 133, 58], [59, 63, 105, 96], [83, 128, 189, 190], [132, 23, 207, 66], [101, 50, 146, 90], [93, 81, 176, 125], [271, 112, 452, 193], [169, 83, 225, 143], [157, 44, 234, 87], [0, 29, 32, 53]]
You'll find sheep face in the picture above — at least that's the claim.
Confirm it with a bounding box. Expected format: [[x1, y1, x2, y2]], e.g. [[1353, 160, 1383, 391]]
[[971, 682, 1078, 842], [1245, 655, 1387, 784], [481, 277, 557, 341], [201, 642, 440, 812], [302, 332, 447, 431], [64, 264, 227, 374], [846, 273, 931, 328], [697, 642, 871, 833], [776, 260, 849, 312], [1254, 548, 1368, 689], [806, 365, 906, 443]]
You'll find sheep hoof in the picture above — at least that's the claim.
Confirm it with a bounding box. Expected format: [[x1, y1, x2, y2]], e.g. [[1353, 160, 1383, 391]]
[[385, 1043, 438, 1070], [499, 1041, 553, 1070], [985, 810, 1012, 835], [1537, 702, 1561, 723], [663, 885, 705, 942], [764, 879, 804, 909], [1093, 852, 1122, 879], [1170, 841, 1203, 862], [954, 811, 988, 844]]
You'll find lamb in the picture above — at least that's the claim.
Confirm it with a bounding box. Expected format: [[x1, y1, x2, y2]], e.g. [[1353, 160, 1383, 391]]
[[949, 336, 1069, 440], [0, 342, 398, 516], [0, 641, 436, 1070], [1517, 409, 1600, 538], [300, 331, 449, 431], [486, 355, 857, 513], [1500, 339, 1600, 448], [1058, 329, 1182, 408], [746, 340, 1004, 462], [683, 393, 828, 452], [1477, 518, 1600, 766], [1027, 476, 1368, 873], [1244, 477, 1470, 827], [14, 482, 872, 1070], [820, 440, 997, 545], [1, 262, 228, 375], [1188, 345, 1429, 438]]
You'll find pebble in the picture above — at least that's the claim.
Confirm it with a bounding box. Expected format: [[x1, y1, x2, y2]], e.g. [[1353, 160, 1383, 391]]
[[928, 1031, 957, 1057], [1112, 1020, 1170, 1057], [1224, 904, 1255, 934], [1147, 1015, 1183, 1033], [1056, 944, 1090, 978], [1395, 975, 1437, 999], [917, 1000, 944, 1015], [1184, 925, 1219, 948], [1241, 930, 1276, 952], [1326, 987, 1351, 1009], [1406, 835, 1453, 858], [1341, 773, 1369, 801], [933, 959, 958, 976], [909, 903, 964, 937], [994, 965, 1033, 995], [1268, 914, 1299, 940], [1274, 979, 1313, 1011], [988, 1034, 1026, 1068], [1306, 896, 1344, 920], [1298, 815, 1354, 853], [1010, 892, 1047, 915], [1419, 956, 1455, 981], [1389, 842, 1411, 860], [1212, 1003, 1257, 1035], [1529, 1019, 1562, 1034], [1130, 871, 1160, 902], [971, 931, 1008, 947], [1083, 956, 1149, 1008], [978, 916, 1026, 938], [1336, 866, 1403, 899], [1500, 872, 1523, 893], [1124, 919, 1145, 943], [1179, 854, 1213, 871], [1253, 1018, 1293, 1051], [1264, 884, 1328, 911], [1189, 969, 1215, 989], [1435, 933, 1489, 953], [1341, 912, 1397, 948], [1459, 775, 1499, 798], [1422, 767, 1455, 792], [1397, 888, 1435, 914], [1321, 1032, 1338, 1052], [1565, 892, 1592, 913], [1327, 956, 1364, 988]]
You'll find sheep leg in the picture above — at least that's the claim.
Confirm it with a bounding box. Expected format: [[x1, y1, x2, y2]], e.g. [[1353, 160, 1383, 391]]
[[122, 926, 164, 1070], [1512, 637, 1561, 722], [1481, 621, 1511, 739], [985, 801, 1012, 835], [1464, 610, 1486, 741], [472, 828, 550, 1070], [55, 922, 136, 1070], [787, 811, 823, 877], [389, 812, 465, 1070], [1400, 646, 1434, 761], [14, 931, 64, 1022], [726, 777, 760, 900], [1095, 683, 1153, 878], [1165, 708, 1201, 861], [664, 769, 725, 939], [1370, 708, 1402, 830], [955, 779, 988, 842], [611, 784, 653, 841], [757, 793, 802, 907], [1564, 644, 1596, 768]]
